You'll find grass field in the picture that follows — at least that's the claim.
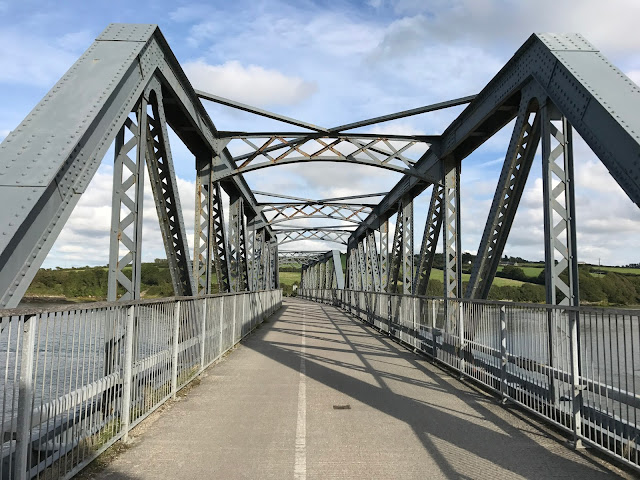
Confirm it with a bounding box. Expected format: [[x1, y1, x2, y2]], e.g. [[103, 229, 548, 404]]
[[496, 265, 543, 278], [279, 271, 301, 286], [428, 268, 526, 287]]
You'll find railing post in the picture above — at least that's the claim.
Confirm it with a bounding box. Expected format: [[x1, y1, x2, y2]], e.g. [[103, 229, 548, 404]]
[[200, 298, 207, 373], [16, 315, 37, 480], [172, 301, 181, 399], [569, 309, 583, 448], [232, 295, 237, 345], [458, 301, 465, 376], [500, 306, 507, 402], [122, 305, 135, 443]]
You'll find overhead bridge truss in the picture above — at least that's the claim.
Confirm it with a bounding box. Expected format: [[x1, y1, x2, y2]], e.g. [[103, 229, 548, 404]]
[[0, 25, 639, 317]]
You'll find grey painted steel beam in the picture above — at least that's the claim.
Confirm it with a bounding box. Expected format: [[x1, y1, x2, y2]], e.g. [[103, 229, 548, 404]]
[[145, 82, 195, 297], [542, 102, 579, 306], [442, 156, 461, 300], [219, 131, 438, 142], [196, 90, 328, 133], [466, 97, 541, 299], [366, 230, 381, 292], [414, 184, 444, 296], [379, 220, 389, 292], [254, 191, 388, 203], [276, 229, 352, 246], [193, 156, 213, 294], [262, 202, 372, 226], [228, 195, 249, 292], [219, 134, 432, 181], [108, 102, 147, 302], [401, 197, 414, 295], [350, 33, 640, 246], [329, 95, 476, 133], [388, 202, 404, 294], [0, 23, 272, 307]]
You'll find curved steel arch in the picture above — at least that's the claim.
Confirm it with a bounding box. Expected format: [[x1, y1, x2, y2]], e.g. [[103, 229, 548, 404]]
[[263, 202, 373, 226], [275, 228, 354, 246], [212, 135, 434, 182]]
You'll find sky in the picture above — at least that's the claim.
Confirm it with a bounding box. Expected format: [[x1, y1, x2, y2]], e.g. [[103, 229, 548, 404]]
[[0, 0, 639, 268]]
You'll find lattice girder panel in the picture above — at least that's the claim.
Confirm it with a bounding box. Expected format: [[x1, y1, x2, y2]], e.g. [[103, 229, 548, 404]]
[[228, 195, 249, 292], [144, 81, 195, 297], [388, 203, 404, 294], [542, 102, 579, 306], [414, 184, 444, 296], [442, 157, 461, 300], [276, 229, 352, 246], [215, 134, 432, 181], [366, 230, 381, 292], [466, 93, 542, 300], [262, 203, 373, 226], [107, 104, 147, 301]]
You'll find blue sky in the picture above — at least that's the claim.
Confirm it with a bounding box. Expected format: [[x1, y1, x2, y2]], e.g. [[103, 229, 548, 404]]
[[0, 0, 639, 267]]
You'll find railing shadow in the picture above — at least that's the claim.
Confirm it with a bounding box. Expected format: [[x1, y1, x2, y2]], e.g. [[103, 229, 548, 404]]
[[244, 298, 617, 479]]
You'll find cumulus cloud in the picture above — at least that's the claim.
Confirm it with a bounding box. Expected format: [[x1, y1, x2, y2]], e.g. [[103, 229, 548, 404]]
[[184, 59, 317, 108], [44, 165, 196, 268]]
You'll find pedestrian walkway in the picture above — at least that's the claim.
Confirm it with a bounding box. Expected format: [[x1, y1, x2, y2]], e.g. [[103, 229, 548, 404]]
[[94, 298, 625, 479]]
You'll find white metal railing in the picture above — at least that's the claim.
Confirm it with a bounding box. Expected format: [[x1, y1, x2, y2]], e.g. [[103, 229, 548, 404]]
[[0, 289, 282, 479], [300, 288, 640, 473]]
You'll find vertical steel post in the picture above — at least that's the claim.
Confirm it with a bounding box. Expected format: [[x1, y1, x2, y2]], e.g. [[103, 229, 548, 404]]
[[108, 100, 148, 302], [193, 157, 213, 295], [15, 315, 37, 480], [380, 220, 389, 292], [443, 156, 461, 328], [172, 301, 181, 399], [402, 197, 414, 294], [122, 305, 135, 443], [541, 102, 579, 307]]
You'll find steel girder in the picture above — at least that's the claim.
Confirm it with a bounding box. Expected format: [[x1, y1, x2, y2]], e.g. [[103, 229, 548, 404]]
[[261, 202, 373, 226], [228, 195, 249, 292], [275, 228, 353, 246], [108, 81, 195, 301], [379, 220, 389, 292], [442, 157, 461, 300], [388, 203, 404, 294], [349, 33, 640, 246], [144, 84, 195, 297], [278, 251, 326, 267], [0, 24, 277, 307], [301, 250, 345, 290], [414, 184, 444, 296], [107, 101, 147, 301], [466, 97, 541, 299], [366, 230, 381, 292], [212, 134, 433, 182], [542, 103, 579, 306], [387, 198, 413, 294]]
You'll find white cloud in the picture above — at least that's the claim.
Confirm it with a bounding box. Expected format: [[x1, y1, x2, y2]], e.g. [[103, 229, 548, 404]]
[[0, 30, 78, 87], [627, 70, 640, 86], [184, 59, 317, 108]]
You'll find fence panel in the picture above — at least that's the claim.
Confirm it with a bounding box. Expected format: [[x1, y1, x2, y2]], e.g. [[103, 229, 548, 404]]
[[0, 289, 282, 480]]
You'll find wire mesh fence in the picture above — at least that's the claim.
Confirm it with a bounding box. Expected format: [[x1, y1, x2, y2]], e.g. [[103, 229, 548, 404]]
[[0, 289, 281, 480], [300, 288, 640, 473]]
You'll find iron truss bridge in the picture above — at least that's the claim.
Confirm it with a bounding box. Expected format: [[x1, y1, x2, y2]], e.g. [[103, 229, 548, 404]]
[[0, 23, 638, 315]]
